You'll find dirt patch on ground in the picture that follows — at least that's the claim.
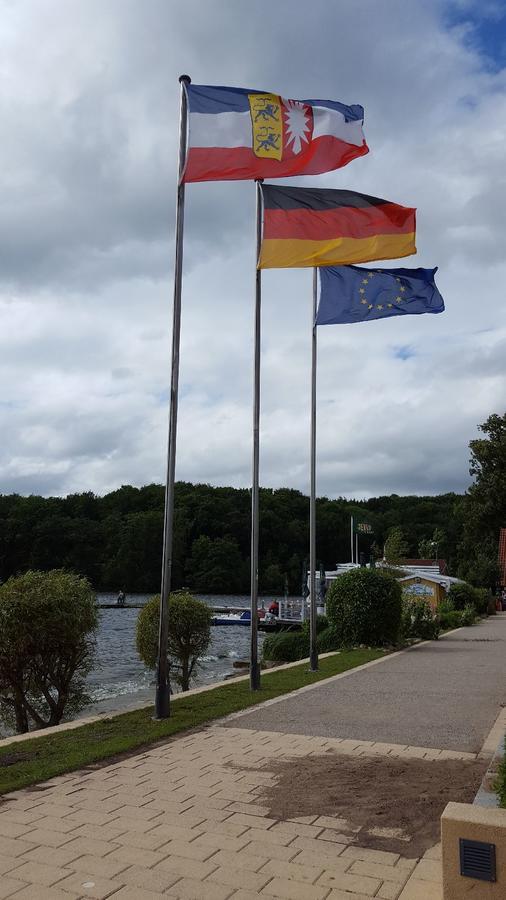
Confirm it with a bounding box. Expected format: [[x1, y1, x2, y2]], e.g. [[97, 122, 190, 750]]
[[258, 752, 487, 858]]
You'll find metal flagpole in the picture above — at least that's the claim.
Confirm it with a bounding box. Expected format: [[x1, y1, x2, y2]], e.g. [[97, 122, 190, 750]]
[[309, 268, 318, 671], [350, 515, 354, 563], [250, 179, 263, 691], [355, 532, 359, 565], [154, 74, 191, 720]]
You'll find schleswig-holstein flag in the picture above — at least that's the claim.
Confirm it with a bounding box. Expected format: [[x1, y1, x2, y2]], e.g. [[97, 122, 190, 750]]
[[316, 266, 444, 325], [183, 84, 368, 183], [258, 184, 416, 269]]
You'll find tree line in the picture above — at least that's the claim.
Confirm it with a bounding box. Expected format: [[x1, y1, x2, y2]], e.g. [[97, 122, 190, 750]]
[[0, 412, 503, 594]]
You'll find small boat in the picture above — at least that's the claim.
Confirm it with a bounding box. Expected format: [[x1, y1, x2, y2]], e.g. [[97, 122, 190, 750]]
[[211, 610, 252, 626]]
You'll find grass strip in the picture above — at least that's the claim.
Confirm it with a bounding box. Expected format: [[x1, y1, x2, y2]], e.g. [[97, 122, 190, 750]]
[[495, 741, 506, 808], [0, 649, 382, 795]]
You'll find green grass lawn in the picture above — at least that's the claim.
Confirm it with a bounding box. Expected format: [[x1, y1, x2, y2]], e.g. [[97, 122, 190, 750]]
[[0, 649, 382, 796]]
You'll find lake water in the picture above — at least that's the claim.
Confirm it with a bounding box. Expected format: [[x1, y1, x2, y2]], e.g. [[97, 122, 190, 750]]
[[87, 593, 272, 714], [0, 593, 284, 737]]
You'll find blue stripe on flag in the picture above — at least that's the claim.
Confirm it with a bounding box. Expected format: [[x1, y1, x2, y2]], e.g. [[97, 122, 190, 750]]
[[186, 84, 364, 122]]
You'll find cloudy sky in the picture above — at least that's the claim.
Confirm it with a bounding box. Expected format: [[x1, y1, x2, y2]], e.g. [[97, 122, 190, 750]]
[[1, 0, 505, 500]]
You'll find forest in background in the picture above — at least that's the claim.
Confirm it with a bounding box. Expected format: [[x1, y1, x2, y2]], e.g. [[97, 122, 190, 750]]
[[0, 483, 462, 594], [1, 412, 503, 594]]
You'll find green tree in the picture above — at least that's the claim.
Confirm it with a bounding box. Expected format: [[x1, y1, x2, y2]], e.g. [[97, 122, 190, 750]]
[[326, 569, 402, 647], [186, 535, 247, 593], [136, 592, 211, 691], [0, 570, 97, 733], [384, 527, 409, 565], [458, 412, 506, 588]]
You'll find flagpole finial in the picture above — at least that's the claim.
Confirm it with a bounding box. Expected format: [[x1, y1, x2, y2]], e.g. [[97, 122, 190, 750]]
[[179, 74, 191, 84]]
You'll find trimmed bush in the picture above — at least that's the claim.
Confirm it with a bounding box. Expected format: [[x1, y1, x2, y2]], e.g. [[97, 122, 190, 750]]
[[401, 594, 440, 641], [262, 632, 309, 663], [136, 591, 211, 691], [448, 582, 478, 611], [325, 569, 402, 647]]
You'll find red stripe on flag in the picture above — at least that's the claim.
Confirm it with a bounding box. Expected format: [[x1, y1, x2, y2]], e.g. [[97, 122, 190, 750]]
[[263, 204, 415, 241], [183, 135, 369, 183]]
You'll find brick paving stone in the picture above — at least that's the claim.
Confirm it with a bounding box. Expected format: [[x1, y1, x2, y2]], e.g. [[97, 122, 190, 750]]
[[166, 877, 234, 899], [268, 822, 324, 840], [207, 865, 272, 892], [24, 844, 84, 868], [192, 832, 250, 853], [56, 871, 125, 898], [108, 844, 169, 868], [16, 828, 72, 849], [0, 820, 34, 840], [0, 837, 37, 858], [199, 820, 251, 838], [350, 860, 410, 883], [341, 847, 400, 866], [8, 886, 81, 900], [8, 860, 68, 887], [161, 839, 217, 862], [259, 859, 324, 884], [377, 882, 404, 900], [398, 881, 443, 900], [291, 851, 350, 873], [212, 849, 271, 872], [155, 854, 217, 880], [114, 830, 174, 851], [0, 854, 24, 875], [422, 843, 441, 860], [62, 837, 120, 858], [71, 853, 130, 878], [317, 869, 382, 895], [71, 822, 128, 842], [406, 858, 441, 882], [326, 892, 374, 900], [243, 842, 299, 862], [317, 829, 356, 844], [226, 802, 272, 817], [146, 824, 204, 844], [226, 814, 277, 831], [118, 863, 181, 892], [290, 836, 346, 858], [0, 876, 29, 899], [30, 815, 80, 834], [240, 827, 294, 847], [106, 888, 166, 900], [260, 877, 328, 899], [0, 810, 42, 827]]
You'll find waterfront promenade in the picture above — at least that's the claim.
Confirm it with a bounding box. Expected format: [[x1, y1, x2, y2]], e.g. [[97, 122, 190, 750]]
[[0, 616, 505, 899]]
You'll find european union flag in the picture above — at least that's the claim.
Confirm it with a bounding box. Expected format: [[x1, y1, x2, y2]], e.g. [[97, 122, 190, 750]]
[[316, 265, 444, 326]]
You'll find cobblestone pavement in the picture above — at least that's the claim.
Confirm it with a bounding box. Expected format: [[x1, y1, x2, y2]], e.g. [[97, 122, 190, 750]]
[[0, 723, 456, 899]]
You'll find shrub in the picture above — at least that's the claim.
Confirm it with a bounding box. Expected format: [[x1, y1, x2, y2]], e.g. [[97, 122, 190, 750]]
[[0, 570, 97, 733], [401, 594, 440, 641], [472, 587, 491, 616], [448, 582, 478, 611], [439, 609, 463, 631], [136, 591, 211, 691], [316, 626, 340, 653], [460, 604, 477, 627], [262, 632, 309, 663], [301, 615, 329, 636], [325, 569, 402, 647]]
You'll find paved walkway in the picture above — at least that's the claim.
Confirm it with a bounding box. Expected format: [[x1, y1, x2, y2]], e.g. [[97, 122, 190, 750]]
[[0, 616, 505, 899], [227, 616, 506, 752]]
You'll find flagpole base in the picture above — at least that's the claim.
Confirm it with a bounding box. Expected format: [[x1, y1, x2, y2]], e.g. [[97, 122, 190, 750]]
[[153, 684, 170, 720], [250, 663, 261, 691]]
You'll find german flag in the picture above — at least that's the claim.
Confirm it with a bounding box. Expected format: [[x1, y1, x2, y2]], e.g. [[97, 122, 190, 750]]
[[258, 184, 416, 269]]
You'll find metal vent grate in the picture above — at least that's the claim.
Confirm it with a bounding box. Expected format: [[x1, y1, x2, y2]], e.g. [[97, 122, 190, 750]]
[[459, 838, 496, 882]]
